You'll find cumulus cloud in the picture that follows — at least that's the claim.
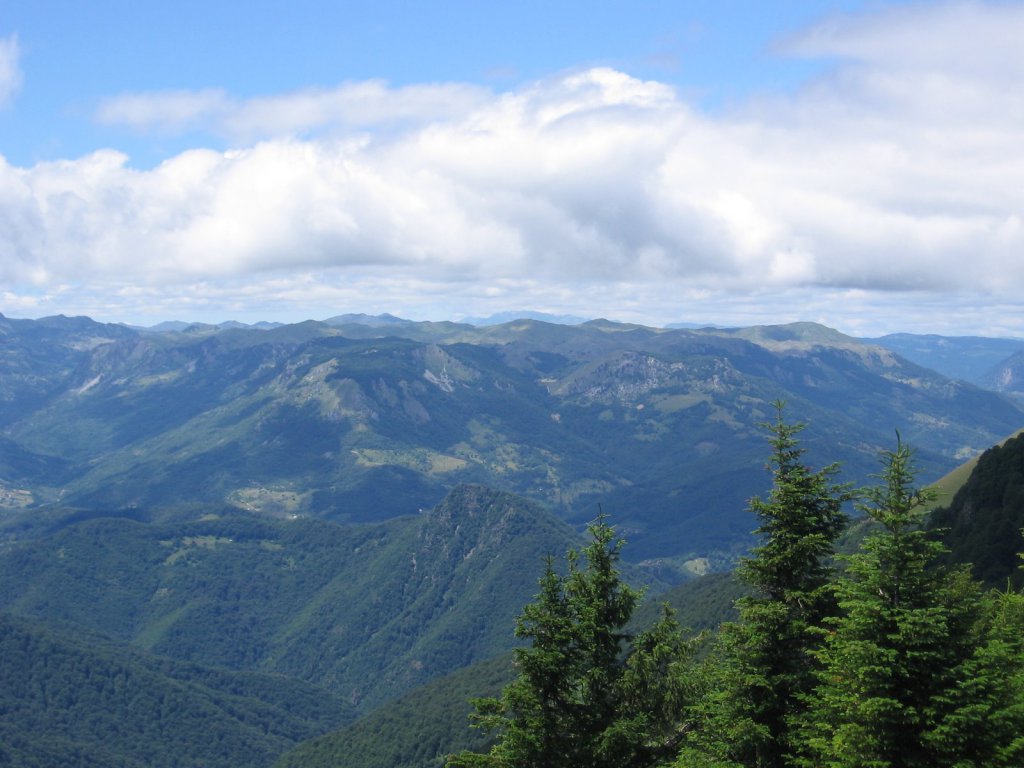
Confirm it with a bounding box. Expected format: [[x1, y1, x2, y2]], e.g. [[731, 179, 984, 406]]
[[0, 35, 22, 108], [5, 2, 1024, 333]]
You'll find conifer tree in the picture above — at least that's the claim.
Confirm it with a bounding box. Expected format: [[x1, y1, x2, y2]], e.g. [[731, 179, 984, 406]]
[[797, 436, 1019, 767], [934, 587, 1024, 766], [448, 516, 699, 768], [696, 403, 851, 767]]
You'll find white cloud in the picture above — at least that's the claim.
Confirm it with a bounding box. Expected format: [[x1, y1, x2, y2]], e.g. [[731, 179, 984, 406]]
[[0, 35, 22, 108], [6, 3, 1024, 334], [784, 1, 1024, 80], [95, 89, 229, 133], [96, 80, 493, 140]]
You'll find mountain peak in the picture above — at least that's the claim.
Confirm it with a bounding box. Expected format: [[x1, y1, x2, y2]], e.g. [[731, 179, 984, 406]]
[[463, 311, 590, 326], [323, 313, 414, 328], [420, 484, 577, 566]]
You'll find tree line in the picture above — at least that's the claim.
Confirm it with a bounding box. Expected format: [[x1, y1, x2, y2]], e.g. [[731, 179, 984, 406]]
[[447, 404, 1024, 767]]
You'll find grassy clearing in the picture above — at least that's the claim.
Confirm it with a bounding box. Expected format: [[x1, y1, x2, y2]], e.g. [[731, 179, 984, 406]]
[[351, 447, 468, 475], [229, 486, 310, 516], [653, 393, 710, 414], [161, 536, 234, 565]]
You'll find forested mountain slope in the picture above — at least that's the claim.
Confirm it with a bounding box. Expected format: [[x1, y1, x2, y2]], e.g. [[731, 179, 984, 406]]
[[277, 420, 1024, 768], [0, 485, 585, 712], [931, 431, 1024, 587], [274, 569, 745, 768], [0, 612, 352, 768], [273, 655, 512, 768], [3, 313, 1021, 564]]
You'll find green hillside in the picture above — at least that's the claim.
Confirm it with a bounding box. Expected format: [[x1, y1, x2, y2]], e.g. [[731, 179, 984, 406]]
[[930, 431, 1024, 587], [4, 422, 1024, 767], [0, 612, 352, 768], [0, 485, 586, 712], [274, 655, 512, 768], [922, 427, 1024, 511], [274, 569, 746, 768]]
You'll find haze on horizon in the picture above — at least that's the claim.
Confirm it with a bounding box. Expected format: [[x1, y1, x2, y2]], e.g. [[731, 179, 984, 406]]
[[1, 1, 1023, 338]]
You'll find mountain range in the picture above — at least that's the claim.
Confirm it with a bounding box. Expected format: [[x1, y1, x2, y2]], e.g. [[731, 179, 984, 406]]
[[866, 332, 1024, 394], [3, 312, 1023, 571]]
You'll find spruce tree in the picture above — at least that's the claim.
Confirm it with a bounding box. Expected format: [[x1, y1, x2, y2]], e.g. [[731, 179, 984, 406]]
[[448, 516, 699, 768], [934, 587, 1024, 766], [797, 436, 1015, 767], [697, 403, 851, 767]]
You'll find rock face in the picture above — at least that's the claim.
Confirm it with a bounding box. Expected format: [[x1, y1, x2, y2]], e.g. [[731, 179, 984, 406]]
[[980, 350, 1024, 400]]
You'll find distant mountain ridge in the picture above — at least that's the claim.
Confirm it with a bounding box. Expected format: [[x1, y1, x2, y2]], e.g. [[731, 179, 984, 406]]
[[980, 350, 1024, 399], [323, 312, 414, 327], [461, 310, 591, 326], [867, 332, 1024, 391], [2, 313, 1023, 564]]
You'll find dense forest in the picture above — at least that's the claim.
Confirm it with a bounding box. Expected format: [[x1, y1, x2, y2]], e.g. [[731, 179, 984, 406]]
[[439, 408, 1024, 768], [0, 612, 353, 767], [931, 431, 1024, 588]]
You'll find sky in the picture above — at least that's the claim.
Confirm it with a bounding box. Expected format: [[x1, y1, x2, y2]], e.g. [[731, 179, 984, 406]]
[[1, 1, 1023, 336]]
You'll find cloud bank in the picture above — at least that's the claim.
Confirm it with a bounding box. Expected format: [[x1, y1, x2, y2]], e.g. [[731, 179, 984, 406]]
[[2, 3, 1024, 334]]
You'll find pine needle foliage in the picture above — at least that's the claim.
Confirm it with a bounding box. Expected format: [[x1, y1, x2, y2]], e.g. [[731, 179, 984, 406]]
[[697, 403, 852, 767], [447, 516, 701, 768], [797, 437, 1024, 767]]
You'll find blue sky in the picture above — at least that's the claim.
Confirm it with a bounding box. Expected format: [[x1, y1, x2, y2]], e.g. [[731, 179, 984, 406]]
[[5, 0, 864, 166], [2, 1, 1023, 335]]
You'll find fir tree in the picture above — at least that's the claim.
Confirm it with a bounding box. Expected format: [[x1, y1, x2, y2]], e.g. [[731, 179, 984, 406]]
[[933, 587, 1024, 766], [696, 403, 851, 767], [797, 436, 1018, 768], [448, 516, 699, 768]]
